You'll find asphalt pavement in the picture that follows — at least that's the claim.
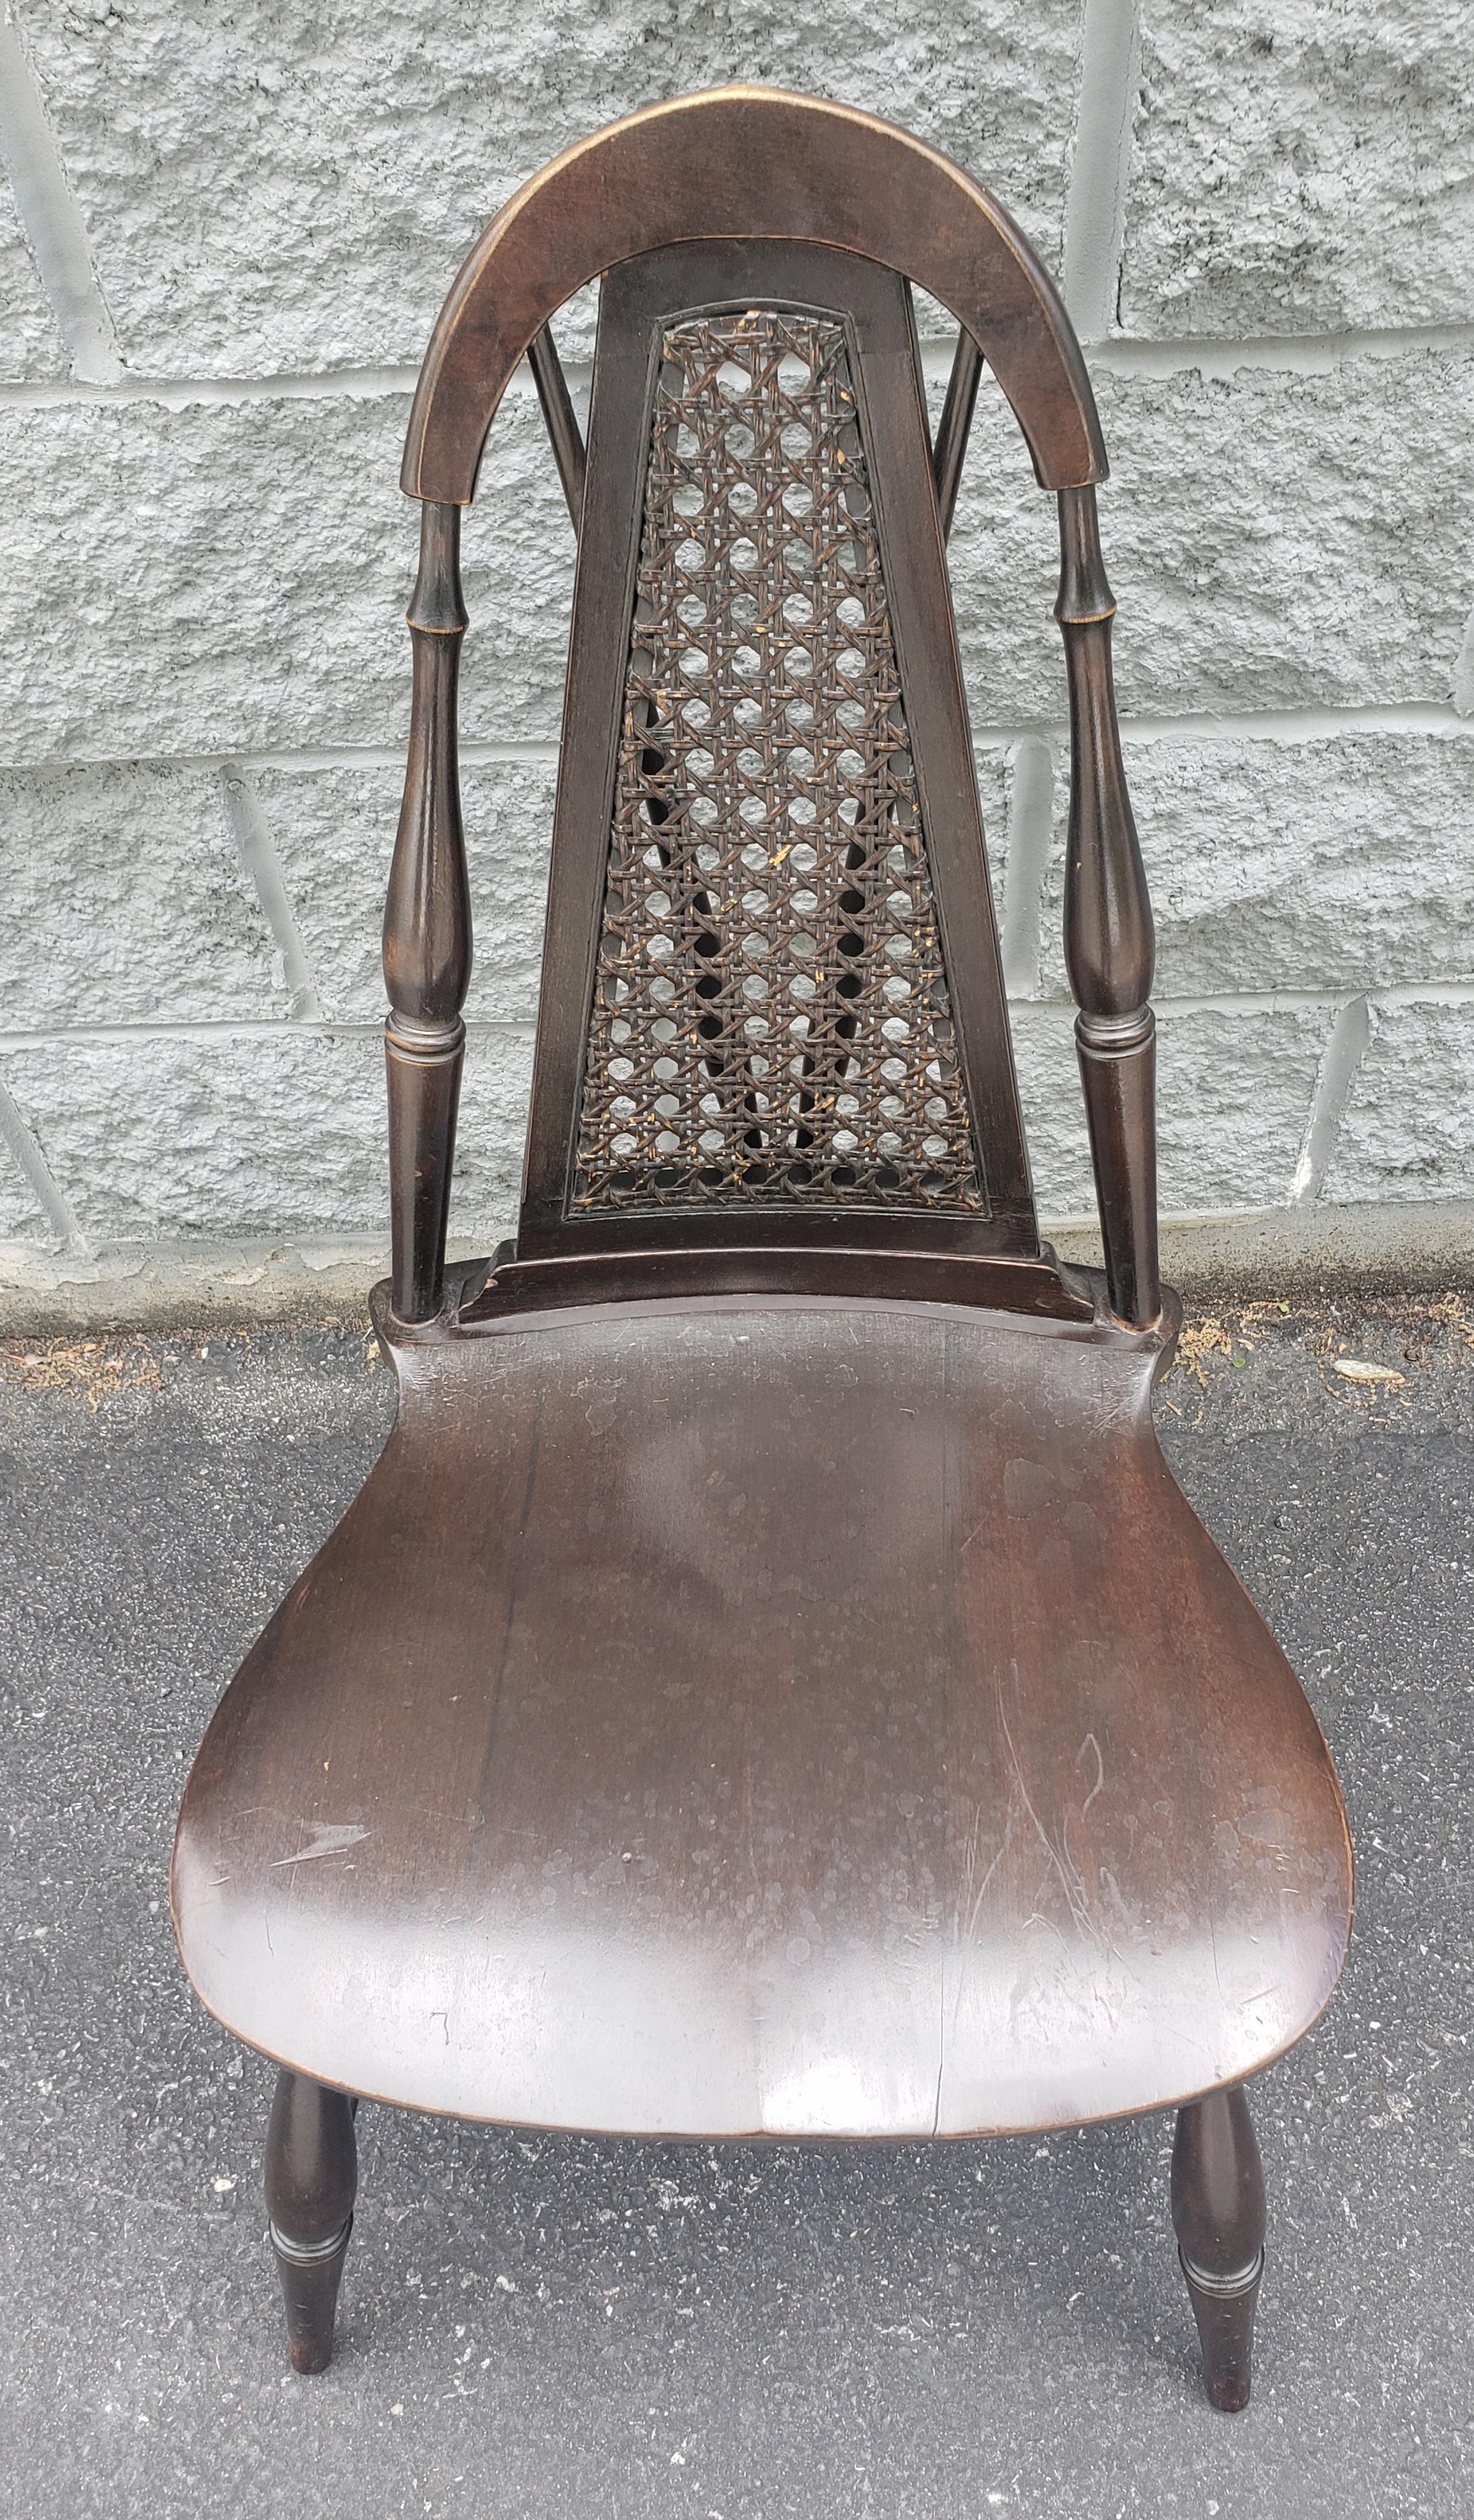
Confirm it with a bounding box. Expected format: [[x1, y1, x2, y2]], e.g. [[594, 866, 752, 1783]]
[[1, 1290, 1469, 2520]]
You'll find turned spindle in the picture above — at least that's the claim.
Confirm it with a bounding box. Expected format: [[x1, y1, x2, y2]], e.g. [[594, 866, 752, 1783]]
[[1055, 484, 1160, 1328], [384, 500, 472, 1323]]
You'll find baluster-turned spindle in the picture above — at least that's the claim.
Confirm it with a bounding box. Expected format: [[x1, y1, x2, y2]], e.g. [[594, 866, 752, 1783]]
[[384, 500, 472, 1323], [1055, 485, 1161, 1328]]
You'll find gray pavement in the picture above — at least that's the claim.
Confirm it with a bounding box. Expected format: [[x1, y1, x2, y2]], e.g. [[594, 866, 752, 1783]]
[[1, 1292, 1471, 2520]]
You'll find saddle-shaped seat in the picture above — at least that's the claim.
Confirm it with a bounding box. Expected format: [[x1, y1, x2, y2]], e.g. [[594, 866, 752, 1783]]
[[175, 1295, 1348, 2137]]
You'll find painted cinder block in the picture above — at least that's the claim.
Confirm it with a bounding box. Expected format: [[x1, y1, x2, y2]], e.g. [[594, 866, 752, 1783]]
[[0, 1030, 389, 1243], [256, 756, 560, 1027], [1033, 732, 1474, 1002], [0, 1130, 48, 1239], [0, 385, 574, 766], [1010, 1001, 1332, 1220], [0, 1023, 534, 1245], [1323, 998, 1474, 1204], [0, 761, 283, 1028], [13, 0, 1078, 379], [949, 350, 1474, 725], [7, 346, 1471, 774], [0, 190, 64, 381], [1120, 1, 1474, 338]]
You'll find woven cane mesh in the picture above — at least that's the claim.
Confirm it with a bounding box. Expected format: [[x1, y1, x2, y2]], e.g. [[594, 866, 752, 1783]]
[[571, 307, 984, 1214]]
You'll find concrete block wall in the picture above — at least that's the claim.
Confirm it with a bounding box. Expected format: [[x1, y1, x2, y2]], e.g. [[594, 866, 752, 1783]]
[[1, 0, 1471, 1286]]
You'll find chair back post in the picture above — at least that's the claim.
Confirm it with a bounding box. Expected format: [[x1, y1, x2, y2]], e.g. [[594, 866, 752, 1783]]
[[382, 500, 472, 1322], [1055, 484, 1161, 1327]]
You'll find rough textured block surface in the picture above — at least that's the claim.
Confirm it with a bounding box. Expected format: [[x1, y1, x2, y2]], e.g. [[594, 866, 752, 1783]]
[[952, 352, 1474, 723], [259, 756, 557, 1026], [11, 346, 1471, 773], [1036, 732, 1474, 1000], [453, 1026, 536, 1236], [0, 386, 573, 766], [0, 1031, 381, 1243], [0, 1131, 48, 1239], [1122, 2, 1474, 338], [14, 0, 1078, 378], [0, 187, 63, 380], [0, 1024, 533, 1245], [1, 13, 1468, 1255], [1323, 998, 1474, 1204], [0, 762, 282, 1028], [1012, 1002, 1330, 1220]]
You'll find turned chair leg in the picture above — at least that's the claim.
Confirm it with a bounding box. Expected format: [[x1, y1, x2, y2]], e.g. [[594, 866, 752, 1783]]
[[1171, 2082, 1266, 2412], [264, 2067, 358, 2374]]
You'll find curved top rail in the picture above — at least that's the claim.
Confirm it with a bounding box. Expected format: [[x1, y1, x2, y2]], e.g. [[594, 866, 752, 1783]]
[[401, 85, 1107, 502]]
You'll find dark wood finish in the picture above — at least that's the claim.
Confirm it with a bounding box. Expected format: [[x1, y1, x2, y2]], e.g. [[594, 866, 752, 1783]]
[[174, 1288, 1350, 2135], [383, 500, 471, 1323], [460, 1241, 1096, 1325], [526, 323, 585, 530], [265, 2070, 357, 2375], [1172, 2084, 1266, 2412], [517, 243, 1036, 1265], [1056, 485, 1160, 1327], [931, 327, 983, 544], [402, 87, 1106, 504], [570, 288, 989, 1221], [171, 87, 1354, 2395]]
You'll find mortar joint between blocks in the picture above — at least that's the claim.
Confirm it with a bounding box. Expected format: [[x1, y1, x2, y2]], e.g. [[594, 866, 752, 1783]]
[[0, 1073, 85, 1251], [218, 764, 324, 1023], [1291, 994, 1375, 1206], [0, 15, 122, 386]]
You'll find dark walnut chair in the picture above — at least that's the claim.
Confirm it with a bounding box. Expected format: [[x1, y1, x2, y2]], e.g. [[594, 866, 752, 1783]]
[[171, 87, 1352, 2410]]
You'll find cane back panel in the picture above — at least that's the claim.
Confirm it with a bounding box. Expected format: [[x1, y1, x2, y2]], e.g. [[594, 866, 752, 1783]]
[[571, 305, 983, 1216], [519, 242, 1036, 1258]]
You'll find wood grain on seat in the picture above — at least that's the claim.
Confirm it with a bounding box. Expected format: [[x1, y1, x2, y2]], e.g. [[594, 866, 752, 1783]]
[[173, 1294, 1351, 2138]]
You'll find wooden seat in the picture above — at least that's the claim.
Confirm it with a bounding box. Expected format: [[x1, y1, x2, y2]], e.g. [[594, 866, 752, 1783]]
[[171, 86, 1351, 2407], [175, 1294, 1348, 2139]]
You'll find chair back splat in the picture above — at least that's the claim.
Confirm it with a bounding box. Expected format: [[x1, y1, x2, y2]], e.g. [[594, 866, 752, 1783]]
[[383, 87, 1159, 1330]]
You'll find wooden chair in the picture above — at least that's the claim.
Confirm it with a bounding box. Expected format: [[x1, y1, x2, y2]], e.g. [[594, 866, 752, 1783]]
[[171, 88, 1352, 2412]]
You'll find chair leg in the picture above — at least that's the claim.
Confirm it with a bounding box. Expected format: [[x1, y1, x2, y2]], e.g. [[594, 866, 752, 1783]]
[[264, 2067, 358, 2374], [1170, 2082, 1266, 2412]]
